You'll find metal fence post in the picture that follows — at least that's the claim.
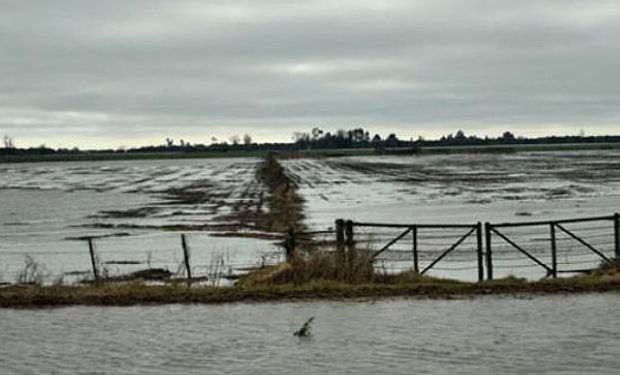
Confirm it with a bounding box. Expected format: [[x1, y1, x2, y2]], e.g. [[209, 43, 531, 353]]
[[412, 226, 419, 273], [87, 238, 99, 283], [476, 222, 484, 282], [550, 223, 558, 278], [181, 234, 192, 282], [614, 213, 619, 260], [345, 220, 355, 262], [484, 222, 493, 280], [284, 227, 296, 261], [335, 219, 345, 257]]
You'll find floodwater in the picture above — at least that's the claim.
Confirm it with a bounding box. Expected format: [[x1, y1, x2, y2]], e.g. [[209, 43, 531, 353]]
[[1, 151, 620, 283], [284, 150, 620, 227], [284, 150, 620, 280], [0, 158, 282, 283], [1, 293, 619, 374]]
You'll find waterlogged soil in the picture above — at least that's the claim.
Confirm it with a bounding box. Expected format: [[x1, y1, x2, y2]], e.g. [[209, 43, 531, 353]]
[[283, 150, 620, 280], [1, 293, 619, 374], [0, 158, 285, 283], [283, 150, 620, 225], [2, 151, 620, 284]]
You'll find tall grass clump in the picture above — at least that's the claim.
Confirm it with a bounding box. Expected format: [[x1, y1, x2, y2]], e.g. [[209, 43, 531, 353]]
[[238, 249, 444, 287], [593, 257, 620, 276], [16, 255, 46, 285]]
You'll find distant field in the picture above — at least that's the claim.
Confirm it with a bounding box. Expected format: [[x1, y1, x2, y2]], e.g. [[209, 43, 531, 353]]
[[0, 150, 270, 163], [414, 142, 620, 155], [3, 142, 620, 163], [0, 148, 376, 164]]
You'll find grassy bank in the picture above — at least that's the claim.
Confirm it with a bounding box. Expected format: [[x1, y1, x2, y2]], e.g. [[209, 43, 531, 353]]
[[2, 253, 619, 308], [1, 273, 619, 308]]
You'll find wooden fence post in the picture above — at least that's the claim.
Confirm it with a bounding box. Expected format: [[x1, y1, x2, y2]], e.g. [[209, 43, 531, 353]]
[[484, 222, 493, 280], [476, 222, 484, 282], [284, 227, 296, 261], [550, 223, 558, 278], [181, 234, 192, 282], [88, 238, 99, 283], [335, 219, 345, 257], [345, 220, 355, 262], [412, 226, 419, 273], [614, 213, 619, 260]]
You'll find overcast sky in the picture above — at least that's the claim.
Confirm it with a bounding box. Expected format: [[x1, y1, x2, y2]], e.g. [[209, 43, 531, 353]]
[[1, 1, 619, 148]]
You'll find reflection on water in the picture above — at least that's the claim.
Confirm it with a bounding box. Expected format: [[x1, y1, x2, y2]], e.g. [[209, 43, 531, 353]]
[[1, 293, 619, 374]]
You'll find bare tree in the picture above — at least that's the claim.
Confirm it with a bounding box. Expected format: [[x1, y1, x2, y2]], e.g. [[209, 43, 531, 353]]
[[311, 127, 323, 140], [3, 135, 15, 149], [229, 134, 240, 145], [243, 134, 252, 145]]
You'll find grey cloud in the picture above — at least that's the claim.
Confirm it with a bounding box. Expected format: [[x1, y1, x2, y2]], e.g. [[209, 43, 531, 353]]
[[1, 0, 619, 147]]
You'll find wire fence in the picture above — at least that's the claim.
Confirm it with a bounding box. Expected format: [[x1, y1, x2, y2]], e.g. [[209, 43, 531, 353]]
[[0, 231, 284, 286], [1, 213, 618, 285], [326, 214, 619, 281]]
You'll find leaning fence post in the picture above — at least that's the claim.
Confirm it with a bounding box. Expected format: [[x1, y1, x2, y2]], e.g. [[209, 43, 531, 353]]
[[345, 220, 355, 262], [335, 219, 345, 257], [87, 238, 99, 283], [550, 223, 558, 279], [476, 222, 484, 282], [412, 226, 419, 273], [614, 213, 619, 260], [181, 234, 192, 282], [484, 222, 493, 280]]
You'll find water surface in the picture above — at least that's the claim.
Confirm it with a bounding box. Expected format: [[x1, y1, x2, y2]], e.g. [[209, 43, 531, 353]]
[[1, 293, 619, 374]]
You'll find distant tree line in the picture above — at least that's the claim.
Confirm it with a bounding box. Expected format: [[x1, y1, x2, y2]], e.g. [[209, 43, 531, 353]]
[[292, 127, 408, 149], [416, 130, 620, 147], [2, 128, 620, 156]]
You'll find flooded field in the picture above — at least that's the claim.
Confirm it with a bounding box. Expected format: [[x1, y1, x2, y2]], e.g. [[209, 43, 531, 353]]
[[1, 150, 619, 283], [0, 158, 282, 283], [1, 293, 619, 374], [283, 150, 620, 226], [284, 150, 620, 280]]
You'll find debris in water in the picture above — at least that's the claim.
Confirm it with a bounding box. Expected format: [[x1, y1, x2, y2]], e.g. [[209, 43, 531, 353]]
[[294, 317, 315, 337]]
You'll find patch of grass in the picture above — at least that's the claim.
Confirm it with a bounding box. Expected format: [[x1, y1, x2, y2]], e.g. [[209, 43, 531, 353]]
[[16, 255, 46, 286], [1, 268, 620, 308], [238, 250, 464, 288]]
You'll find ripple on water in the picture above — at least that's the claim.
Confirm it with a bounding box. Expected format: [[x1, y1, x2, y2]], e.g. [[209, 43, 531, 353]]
[[1, 293, 620, 375]]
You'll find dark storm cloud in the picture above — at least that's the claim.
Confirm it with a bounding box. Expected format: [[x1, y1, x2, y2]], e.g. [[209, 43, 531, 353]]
[[1, 0, 619, 147]]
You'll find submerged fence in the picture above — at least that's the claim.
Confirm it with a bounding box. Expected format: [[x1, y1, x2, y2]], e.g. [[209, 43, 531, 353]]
[[1, 213, 618, 285], [327, 214, 620, 281], [0, 231, 284, 285]]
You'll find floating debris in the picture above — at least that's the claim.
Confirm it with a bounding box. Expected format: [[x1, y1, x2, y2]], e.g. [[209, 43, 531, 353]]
[[294, 317, 315, 337]]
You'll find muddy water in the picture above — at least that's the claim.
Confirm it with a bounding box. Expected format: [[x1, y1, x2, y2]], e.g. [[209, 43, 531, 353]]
[[284, 150, 620, 280], [0, 158, 281, 283], [2, 151, 620, 283], [1, 293, 619, 374]]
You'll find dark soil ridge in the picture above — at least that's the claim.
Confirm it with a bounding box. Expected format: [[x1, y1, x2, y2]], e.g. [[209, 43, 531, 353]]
[[254, 153, 306, 234]]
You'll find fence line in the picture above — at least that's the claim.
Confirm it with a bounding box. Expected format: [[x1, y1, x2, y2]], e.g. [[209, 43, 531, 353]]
[[325, 213, 620, 282], [2, 213, 618, 285]]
